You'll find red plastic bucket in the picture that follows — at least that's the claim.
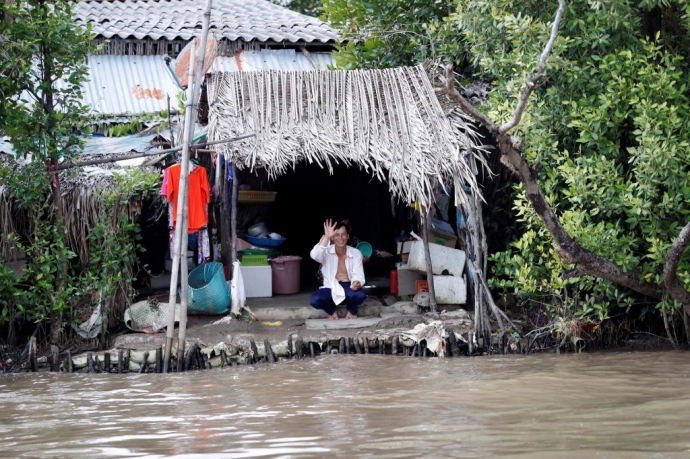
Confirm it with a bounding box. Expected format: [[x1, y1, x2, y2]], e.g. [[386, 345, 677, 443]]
[[270, 256, 302, 294]]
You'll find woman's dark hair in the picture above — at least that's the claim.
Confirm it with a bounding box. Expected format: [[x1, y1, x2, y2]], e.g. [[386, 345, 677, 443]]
[[334, 219, 351, 235]]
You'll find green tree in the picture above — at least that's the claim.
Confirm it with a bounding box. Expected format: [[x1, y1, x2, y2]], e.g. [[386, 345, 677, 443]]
[[322, 0, 464, 69], [447, 0, 690, 343], [323, 0, 690, 343], [269, 0, 323, 17], [0, 0, 93, 342]]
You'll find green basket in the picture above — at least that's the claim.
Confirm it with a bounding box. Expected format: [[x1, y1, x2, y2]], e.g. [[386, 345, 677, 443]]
[[241, 254, 268, 266], [187, 262, 230, 315]]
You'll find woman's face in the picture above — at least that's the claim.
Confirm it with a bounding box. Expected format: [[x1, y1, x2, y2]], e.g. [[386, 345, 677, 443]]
[[332, 227, 349, 248]]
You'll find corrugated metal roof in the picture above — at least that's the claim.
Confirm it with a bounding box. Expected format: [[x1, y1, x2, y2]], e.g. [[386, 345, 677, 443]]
[[75, 0, 339, 44], [210, 49, 335, 73], [83, 55, 182, 116]]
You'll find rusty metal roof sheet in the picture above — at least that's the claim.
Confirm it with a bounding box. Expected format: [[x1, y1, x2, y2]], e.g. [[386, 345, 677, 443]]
[[209, 49, 335, 72], [75, 0, 339, 44], [83, 55, 182, 116]]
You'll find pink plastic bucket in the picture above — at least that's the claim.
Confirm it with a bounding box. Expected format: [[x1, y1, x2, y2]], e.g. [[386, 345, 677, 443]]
[[270, 256, 302, 294]]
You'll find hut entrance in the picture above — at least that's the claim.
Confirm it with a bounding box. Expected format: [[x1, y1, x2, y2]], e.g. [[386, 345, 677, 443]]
[[240, 162, 399, 298]]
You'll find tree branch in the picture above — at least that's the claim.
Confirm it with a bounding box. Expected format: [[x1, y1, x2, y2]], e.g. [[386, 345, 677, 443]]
[[445, 0, 662, 300], [498, 0, 566, 134], [664, 221, 690, 306]]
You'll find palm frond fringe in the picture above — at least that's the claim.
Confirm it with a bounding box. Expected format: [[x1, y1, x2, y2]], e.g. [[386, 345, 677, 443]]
[[207, 64, 487, 210]]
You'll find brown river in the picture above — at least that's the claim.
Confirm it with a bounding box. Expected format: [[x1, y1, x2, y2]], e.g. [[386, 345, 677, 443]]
[[1, 352, 689, 458]]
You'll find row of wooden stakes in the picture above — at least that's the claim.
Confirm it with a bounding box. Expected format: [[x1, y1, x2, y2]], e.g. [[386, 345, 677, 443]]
[[6, 332, 471, 374]]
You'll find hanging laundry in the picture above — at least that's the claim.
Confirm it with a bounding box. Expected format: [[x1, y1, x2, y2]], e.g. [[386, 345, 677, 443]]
[[165, 163, 210, 233]]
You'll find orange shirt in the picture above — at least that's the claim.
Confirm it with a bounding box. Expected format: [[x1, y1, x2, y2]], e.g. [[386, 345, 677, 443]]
[[165, 163, 210, 233]]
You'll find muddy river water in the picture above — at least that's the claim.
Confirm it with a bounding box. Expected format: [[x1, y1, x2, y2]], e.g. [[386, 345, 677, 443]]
[[1, 352, 689, 458]]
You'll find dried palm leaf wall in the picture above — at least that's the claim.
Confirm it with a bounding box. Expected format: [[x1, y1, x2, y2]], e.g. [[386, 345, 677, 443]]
[[207, 64, 484, 210]]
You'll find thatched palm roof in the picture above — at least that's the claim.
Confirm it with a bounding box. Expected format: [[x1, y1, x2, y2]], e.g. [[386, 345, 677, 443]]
[[207, 64, 484, 209]]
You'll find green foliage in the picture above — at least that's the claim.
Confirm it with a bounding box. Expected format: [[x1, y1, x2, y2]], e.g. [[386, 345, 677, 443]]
[[0, 167, 161, 338], [82, 170, 161, 313], [321, 0, 465, 69], [269, 0, 323, 16], [0, 0, 93, 161], [451, 1, 690, 320]]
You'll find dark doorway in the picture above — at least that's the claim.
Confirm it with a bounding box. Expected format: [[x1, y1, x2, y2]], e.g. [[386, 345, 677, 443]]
[[266, 162, 396, 291]]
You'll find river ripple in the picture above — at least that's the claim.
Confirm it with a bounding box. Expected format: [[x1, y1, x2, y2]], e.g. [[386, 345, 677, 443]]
[[1, 352, 689, 458]]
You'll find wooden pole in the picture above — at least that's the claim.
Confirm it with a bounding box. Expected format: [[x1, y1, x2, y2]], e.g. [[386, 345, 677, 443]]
[[117, 350, 123, 373], [29, 336, 37, 372], [67, 351, 73, 373], [295, 336, 304, 359], [87, 353, 95, 373], [354, 337, 362, 354], [229, 163, 239, 280], [104, 352, 111, 373], [250, 339, 259, 364], [177, 0, 214, 361], [264, 339, 275, 363], [421, 211, 438, 313], [50, 345, 59, 372], [164, 27, 198, 373], [220, 161, 232, 270]]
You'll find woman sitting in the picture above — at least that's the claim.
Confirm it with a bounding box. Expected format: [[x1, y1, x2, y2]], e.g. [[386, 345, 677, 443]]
[[310, 219, 366, 320]]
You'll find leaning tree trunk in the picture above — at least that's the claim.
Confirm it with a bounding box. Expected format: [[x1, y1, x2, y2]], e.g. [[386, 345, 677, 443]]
[[444, 0, 682, 309]]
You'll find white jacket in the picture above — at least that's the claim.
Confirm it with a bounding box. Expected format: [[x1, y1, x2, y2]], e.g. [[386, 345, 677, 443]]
[[310, 243, 366, 305]]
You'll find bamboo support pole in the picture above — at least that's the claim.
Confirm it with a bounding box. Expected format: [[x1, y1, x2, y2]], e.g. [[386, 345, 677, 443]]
[[338, 337, 345, 354], [104, 352, 111, 373], [421, 212, 438, 313], [309, 342, 315, 358], [117, 350, 122, 373], [155, 347, 162, 373], [164, 32, 197, 373], [287, 335, 293, 359], [220, 350, 228, 367], [391, 336, 399, 355], [229, 163, 239, 279], [363, 337, 369, 354], [345, 337, 351, 355], [67, 351, 73, 373], [87, 353, 95, 373], [55, 134, 255, 170]]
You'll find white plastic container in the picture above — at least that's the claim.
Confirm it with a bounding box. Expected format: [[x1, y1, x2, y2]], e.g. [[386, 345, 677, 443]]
[[433, 275, 467, 304], [397, 266, 426, 296], [407, 241, 466, 276], [240, 265, 273, 298]]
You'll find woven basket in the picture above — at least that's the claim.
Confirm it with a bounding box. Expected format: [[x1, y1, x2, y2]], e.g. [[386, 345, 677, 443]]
[[187, 262, 230, 315]]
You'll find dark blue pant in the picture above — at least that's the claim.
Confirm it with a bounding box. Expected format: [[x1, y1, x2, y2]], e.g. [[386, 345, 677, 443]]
[[310, 281, 367, 316]]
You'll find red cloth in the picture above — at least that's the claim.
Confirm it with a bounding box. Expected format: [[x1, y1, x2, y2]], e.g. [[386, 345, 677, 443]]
[[166, 164, 210, 233]]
